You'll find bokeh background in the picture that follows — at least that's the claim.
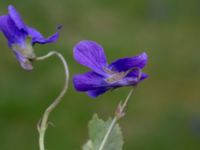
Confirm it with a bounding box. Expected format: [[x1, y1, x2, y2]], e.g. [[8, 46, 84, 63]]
[[0, 0, 200, 150]]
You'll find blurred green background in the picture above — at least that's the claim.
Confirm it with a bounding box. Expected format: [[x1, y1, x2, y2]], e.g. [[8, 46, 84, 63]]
[[0, 0, 200, 150]]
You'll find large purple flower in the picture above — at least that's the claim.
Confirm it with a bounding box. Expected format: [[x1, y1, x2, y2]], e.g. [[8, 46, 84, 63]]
[[73, 40, 148, 98], [0, 5, 60, 70]]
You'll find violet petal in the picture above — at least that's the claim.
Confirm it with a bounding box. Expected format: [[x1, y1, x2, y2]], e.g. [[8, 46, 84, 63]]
[[8, 5, 27, 32], [73, 40, 108, 76], [110, 72, 148, 88], [108, 52, 148, 72], [28, 27, 59, 45], [127, 69, 149, 81], [87, 87, 110, 98], [140, 72, 148, 81], [73, 71, 109, 92], [0, 15, 26, 44], [112, 76, 138, 88]]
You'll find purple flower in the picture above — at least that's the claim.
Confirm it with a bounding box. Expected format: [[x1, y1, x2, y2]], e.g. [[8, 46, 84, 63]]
[[0, 5, 60, 70], [73, 40, 148, 98]]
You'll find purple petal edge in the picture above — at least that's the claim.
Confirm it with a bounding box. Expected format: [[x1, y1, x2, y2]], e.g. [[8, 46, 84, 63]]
[[87, 87, 110, 98]]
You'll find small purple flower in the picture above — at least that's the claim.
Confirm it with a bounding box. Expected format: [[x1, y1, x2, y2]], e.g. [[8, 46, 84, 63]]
[[0, 5, 60, 70], [73, 40, 148, 98]]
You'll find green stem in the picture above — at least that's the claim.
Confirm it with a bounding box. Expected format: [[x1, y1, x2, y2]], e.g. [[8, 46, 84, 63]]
[[98, 117, 117, 150], [36, 51, 69, 150], [98, 88, 134, 150]]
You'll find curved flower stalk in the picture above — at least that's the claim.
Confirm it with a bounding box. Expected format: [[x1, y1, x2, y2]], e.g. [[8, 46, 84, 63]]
[[36, 51, 69, 150], [0, 5, 69, 150], [73, 40, 148, 97], [0, 5, 60, 70]]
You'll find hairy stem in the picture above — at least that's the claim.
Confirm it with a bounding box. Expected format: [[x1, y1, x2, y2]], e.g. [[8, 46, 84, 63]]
[[36, 51, 69, 150], [98, 88, 134, 150]]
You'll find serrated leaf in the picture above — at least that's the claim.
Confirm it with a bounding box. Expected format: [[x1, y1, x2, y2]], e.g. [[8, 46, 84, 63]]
[[82, 114, 123, 150]]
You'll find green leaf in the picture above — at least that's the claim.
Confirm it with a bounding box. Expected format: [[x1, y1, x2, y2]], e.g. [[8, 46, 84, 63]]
[[82, 114, 123, 150], [83, 140, 93, 150]]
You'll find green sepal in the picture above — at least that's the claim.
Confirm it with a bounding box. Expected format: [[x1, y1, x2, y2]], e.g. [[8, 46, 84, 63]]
[[12, 36, 36, 60]]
